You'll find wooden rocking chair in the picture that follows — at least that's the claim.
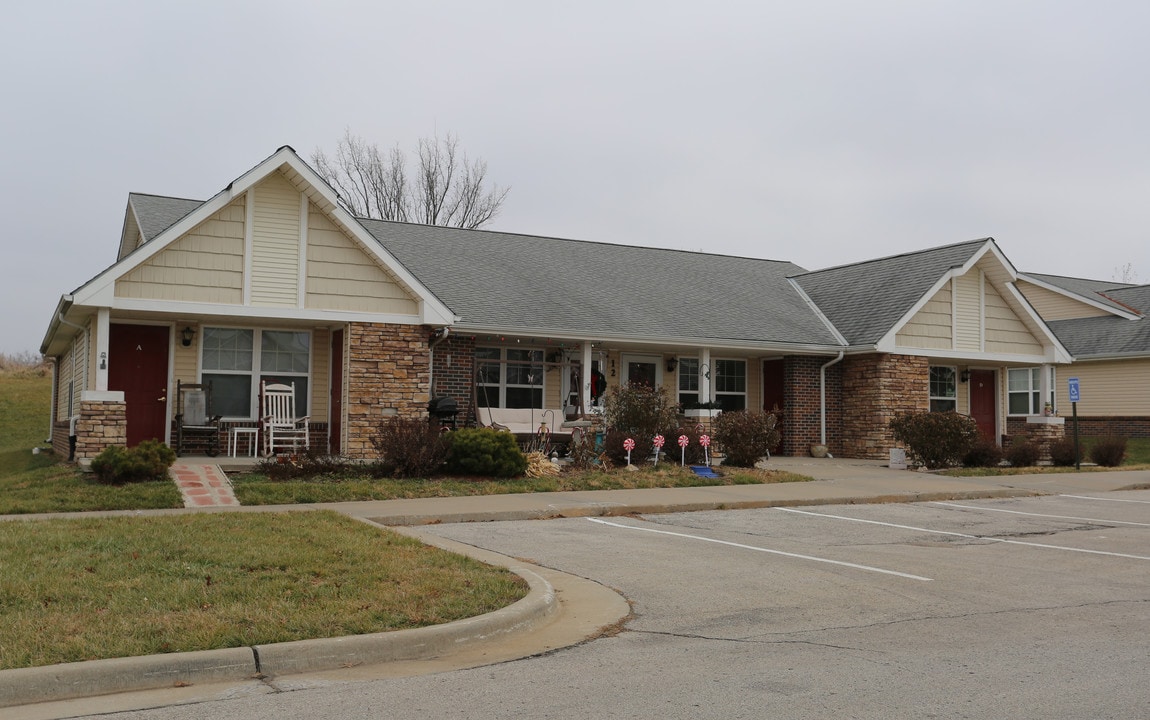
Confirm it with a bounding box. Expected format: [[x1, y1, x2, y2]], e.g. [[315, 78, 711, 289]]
[[261, 381, 310, 456]]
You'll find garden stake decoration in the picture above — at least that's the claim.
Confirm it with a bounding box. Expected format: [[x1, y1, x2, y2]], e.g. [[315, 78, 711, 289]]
[[678, 434, 689, 466], [623, 437, 635, 466], [700, 433, 711, 466], [653, 434, 665, 467]]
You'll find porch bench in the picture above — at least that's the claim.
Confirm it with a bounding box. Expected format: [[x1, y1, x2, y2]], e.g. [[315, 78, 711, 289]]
[[479, 408, 562, 435]]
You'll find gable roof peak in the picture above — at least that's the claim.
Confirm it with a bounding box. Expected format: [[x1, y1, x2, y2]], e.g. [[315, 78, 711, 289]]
[[791, 237, 993, 278]]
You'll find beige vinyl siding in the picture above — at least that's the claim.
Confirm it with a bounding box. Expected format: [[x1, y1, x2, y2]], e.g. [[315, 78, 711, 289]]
[[305, 205, 419, 314], [311, 328, 330, 420], [115, 199, 245, 303], [984, 283, 1043, 354], [896, 283, 953, 349], [1016, 280, 1111, 321], [545, 357, 563, 409], [57, 332, 88, 419], [954, 271, 982, 351], [250, 173, 302, 307], [1053, 359, 1150, 416]]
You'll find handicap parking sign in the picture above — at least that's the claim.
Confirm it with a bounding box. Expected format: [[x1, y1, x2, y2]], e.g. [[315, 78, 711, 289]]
[[1068, 377, 1080, 403]]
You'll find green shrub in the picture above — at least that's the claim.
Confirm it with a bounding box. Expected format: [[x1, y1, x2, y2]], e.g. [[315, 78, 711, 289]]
[[1089, 436, 1127, 467], [1049, 437, 1080, 467], [888, 412, 978, 469], [962, 438, 1003, 468], [445, 428, 527, 478], [90, 440, 176, 484], [371, 417, 450, 477], [713, 411, 780, 467], [603, 384, 680, 439], [1004, 437, 1040, 468]]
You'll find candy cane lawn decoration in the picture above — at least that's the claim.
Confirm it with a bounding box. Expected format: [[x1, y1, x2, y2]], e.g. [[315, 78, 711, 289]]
[[699, 434, 711, 466], [652, 434, 665, 467], [678, 434, 689, 466], [623, 437, 635, 466]]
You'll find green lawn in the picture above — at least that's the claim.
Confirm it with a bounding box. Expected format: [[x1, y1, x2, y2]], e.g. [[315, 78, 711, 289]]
[[0, 511, 526, 670]]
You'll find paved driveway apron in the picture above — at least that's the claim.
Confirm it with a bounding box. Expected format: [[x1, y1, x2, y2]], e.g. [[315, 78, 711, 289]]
[[75, 491, 1149, 720]]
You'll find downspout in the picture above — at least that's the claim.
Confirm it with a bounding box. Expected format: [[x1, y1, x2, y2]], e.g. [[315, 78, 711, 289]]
[[428, 327, 451, 397], [46, 358, 57, 444], [820, 351, 845, 453]]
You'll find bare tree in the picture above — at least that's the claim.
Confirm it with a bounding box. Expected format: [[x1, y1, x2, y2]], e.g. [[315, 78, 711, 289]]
[[1112, 262, 1139, 284], [312, 130, 509, 229]]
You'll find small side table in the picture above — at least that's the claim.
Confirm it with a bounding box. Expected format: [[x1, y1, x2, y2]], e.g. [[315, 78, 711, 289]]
[[229, 426, 259, 458]]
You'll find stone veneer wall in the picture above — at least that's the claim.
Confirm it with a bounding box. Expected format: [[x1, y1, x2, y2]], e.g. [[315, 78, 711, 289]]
[[782, 356, 843, 457], [73, 399, 127, 461], [840, 354, 929, 460], [344, 322, 431, 459], [431, 334, 476, 426]]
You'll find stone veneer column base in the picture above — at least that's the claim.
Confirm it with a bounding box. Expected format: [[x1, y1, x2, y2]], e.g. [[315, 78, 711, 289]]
[[74, 399, 127, 461], [344, 322, 432, 460]]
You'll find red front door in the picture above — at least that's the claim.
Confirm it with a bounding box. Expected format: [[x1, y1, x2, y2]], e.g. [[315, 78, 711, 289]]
[[969, 369, 997, 440], [109, 324, 170, 447], [762, 359, 785, 452], [329, 328, 344, 455]]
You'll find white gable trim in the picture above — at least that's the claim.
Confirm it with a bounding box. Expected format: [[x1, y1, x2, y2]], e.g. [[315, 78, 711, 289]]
[[71, 147, 457, 326], [1016, 273, 1140, 320]]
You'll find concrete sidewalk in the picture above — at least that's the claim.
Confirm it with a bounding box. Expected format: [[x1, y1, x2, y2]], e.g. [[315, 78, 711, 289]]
[[4, 459, 1149, 716]]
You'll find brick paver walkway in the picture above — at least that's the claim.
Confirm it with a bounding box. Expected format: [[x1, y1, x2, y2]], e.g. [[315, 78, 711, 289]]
[[170, 463, 239, 507]]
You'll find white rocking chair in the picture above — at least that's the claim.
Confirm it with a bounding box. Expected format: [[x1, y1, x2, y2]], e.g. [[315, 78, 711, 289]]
[[261, 381, 310, 456]]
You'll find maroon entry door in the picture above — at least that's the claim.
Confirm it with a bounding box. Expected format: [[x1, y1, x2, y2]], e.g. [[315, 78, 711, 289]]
[[969, 369, 997, 440], [762, 359, 785, 450], [109, 324, 170, 447], [329, 328, 344, 455]]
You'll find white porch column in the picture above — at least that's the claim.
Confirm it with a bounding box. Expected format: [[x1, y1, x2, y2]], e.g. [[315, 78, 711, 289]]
[[581, 341, 593, 414], [1041, 363, 1053, 412], [96, 308, 110, 392], [699, 347, 712, 403]]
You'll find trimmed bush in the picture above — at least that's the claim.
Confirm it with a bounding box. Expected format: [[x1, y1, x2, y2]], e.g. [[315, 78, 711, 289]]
[[889, 412, 979, 469], [604, 429, 653, 466], [445, 428, 527, 478], [713, 411, 780, 467], [1090, 436, 1127, 467], [1004, 437, 1040, 468], [90, 440, 176, 484], [256, 451, 357, 481], [1049, 437, 1080, 467], [371, 417, 450, 478], [962, 438, 1003, 468]]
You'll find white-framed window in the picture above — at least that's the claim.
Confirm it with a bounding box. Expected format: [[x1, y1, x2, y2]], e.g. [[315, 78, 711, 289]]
[[677, 357, 699, 407], [714, 359, 747, 411], [201, 327, 311, 419], [929, 366, 957, 412], [476, 347, 543, 409], [1008, 367, 1056, 415]]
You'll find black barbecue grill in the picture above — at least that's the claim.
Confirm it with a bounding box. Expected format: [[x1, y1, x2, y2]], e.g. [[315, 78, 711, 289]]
[[427, 396, 459, 429]]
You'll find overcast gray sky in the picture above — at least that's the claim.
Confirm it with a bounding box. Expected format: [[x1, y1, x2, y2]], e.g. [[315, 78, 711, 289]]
[[4, 1, 1148, 356]]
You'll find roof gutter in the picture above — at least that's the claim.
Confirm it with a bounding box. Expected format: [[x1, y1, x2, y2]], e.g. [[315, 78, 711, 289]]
[[40, 295, 79, 355], [820, 351, 845, 448]]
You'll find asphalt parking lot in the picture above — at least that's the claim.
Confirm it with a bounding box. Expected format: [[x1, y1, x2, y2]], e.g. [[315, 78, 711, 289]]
[[64, 490, 1150, 720]]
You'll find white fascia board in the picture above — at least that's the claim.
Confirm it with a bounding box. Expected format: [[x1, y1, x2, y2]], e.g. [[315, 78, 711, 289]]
[[1002, 282, 1073, 363], [454, 324, 851, 355], [978, 239, 1019, 280], [787, 278, 849, 346], [109, 297, 426, 326], [878, 345, 1068, 365], [1016, 273, 1140, 320], [1070, 352, 1150, 362], [71, 190, 234, 306]]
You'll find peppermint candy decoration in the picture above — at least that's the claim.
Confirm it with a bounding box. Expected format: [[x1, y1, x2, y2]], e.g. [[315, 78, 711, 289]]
[[653, 434, 665, 449], [677, 435, 689, 448], [699, 434, 711, 447], [623, 438, 635, 452]]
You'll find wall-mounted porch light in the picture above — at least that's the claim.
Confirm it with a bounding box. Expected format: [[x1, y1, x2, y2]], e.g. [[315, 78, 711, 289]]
[[666, 357, 678, 372], [181, 327, 195, 347], [960, 369, 971, 383]]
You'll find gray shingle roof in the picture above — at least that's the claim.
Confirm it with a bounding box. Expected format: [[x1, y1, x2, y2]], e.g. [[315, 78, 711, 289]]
[[1023, 273, 1139, 315], [359, 219, 842, 347], [790, 239, 990, 345], [129, 193, 204, 242]]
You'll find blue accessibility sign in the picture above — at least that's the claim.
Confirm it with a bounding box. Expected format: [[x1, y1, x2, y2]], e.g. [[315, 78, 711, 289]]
[[1068, 377, 1081, 403]]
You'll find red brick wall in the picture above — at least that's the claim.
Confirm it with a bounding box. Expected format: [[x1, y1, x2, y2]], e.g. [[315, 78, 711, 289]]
[[431, 334, 476, 426], [840, 354, 929, 460], [782, 355, 843, 456], [1064, 416, 1150, 438], [344, 322, 431, 459]]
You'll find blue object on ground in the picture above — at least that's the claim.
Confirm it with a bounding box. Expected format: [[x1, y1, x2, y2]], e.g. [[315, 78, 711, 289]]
[[689, 465, 721, 478]]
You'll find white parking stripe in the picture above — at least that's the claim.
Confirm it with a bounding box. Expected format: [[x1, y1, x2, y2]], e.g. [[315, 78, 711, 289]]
[[587, 517, 932, 581], [929, 501, 1150, 527], [776, 507, 1150, 561], [1061, 494, 1150, 504]]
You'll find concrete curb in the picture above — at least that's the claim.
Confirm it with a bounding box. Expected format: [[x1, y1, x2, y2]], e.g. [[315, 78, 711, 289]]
[[0, 556, 558, 708]]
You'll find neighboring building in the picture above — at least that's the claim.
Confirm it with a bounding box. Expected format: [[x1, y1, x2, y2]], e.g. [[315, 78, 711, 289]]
[[40, 147, 1144, 463]]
